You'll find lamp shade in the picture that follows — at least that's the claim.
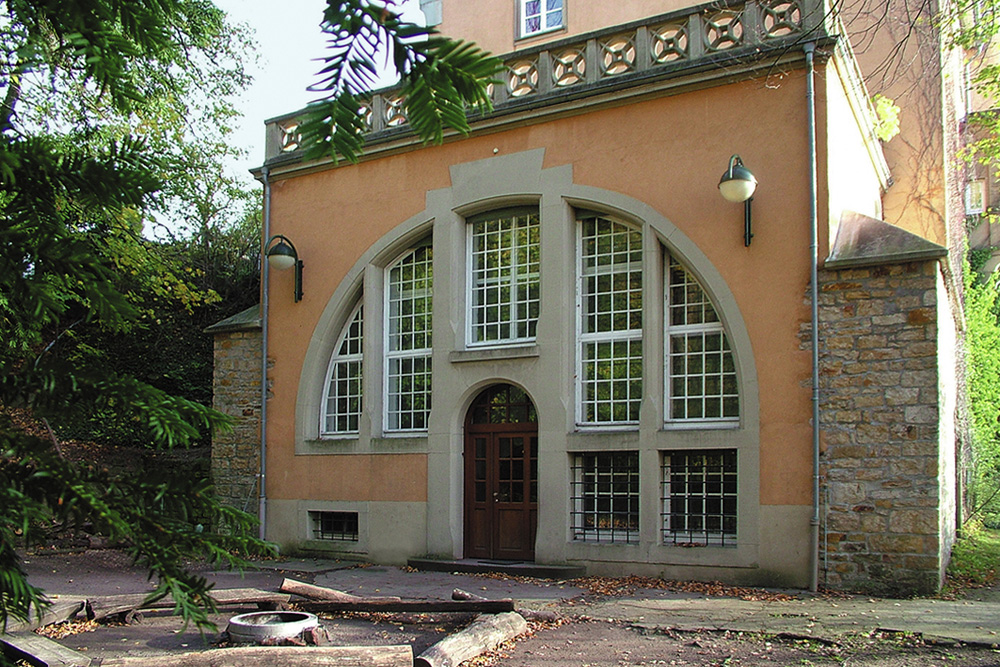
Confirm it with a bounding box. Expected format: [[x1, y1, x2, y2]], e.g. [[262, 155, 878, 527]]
[[718, 157, 757, 203], [266, 240, 297, 270]]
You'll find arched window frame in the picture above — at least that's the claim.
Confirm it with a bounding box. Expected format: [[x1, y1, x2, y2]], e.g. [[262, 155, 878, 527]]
[[466, 206, 541, 346], [320, 300, 364, 436], [663, 254, 740, 427], [575, 213, 644, 427], [384, 241, 434, 433]]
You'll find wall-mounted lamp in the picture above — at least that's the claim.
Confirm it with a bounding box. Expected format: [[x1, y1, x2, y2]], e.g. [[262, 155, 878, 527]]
[[718, 155, 758, 247], [265, 234, 303, 302]]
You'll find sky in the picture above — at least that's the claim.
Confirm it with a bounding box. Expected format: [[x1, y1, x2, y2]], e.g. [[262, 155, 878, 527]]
[[214, 0, 425, 184]]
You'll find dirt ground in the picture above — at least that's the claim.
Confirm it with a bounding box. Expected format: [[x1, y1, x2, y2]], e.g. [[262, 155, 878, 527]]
[[13, 548, 1000, 667]]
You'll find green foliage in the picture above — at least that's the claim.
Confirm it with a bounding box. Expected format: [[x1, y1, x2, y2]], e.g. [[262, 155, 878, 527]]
[[0, 0, 271, 638], [872, 94, 901, 142], [964, 257, 1000, 525], [945, 524, 1000, 594], [300, 0, 502, 162]]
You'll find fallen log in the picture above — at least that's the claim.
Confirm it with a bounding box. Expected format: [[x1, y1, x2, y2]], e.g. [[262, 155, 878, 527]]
[[86, 588, 290, 621], [414, 611, 527, 667], [451, 588, 560, 623], [96, 645, 412, 667], [279, 578, 401, 603], [296, 598, 515, 614]]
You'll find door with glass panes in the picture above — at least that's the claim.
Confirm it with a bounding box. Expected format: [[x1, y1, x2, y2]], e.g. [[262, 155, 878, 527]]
[[463, 385, 538, 560]]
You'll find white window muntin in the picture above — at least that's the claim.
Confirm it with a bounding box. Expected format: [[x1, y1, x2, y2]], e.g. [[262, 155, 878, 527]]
[[321, 301, 364, 436], [576, 214, 643, 427], [965, 179, 986, 215], [467, 207, 540, 346], [519, 0, 563, 38], [664, 256, 738, 425], [384, 243, 433, 433]]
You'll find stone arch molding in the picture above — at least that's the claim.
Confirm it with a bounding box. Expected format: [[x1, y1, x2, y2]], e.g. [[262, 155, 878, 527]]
[[295, 147, 759, 451]]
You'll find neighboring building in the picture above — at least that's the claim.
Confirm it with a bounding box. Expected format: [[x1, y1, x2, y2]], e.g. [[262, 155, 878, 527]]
[[213, 0, 971, 594]]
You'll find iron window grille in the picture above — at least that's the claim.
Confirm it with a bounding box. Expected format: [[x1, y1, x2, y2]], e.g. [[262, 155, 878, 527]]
[[665, 256, 739, 423], [322, 302, 364, 435], [577, 214, 643, 425], [570, 451, 639, 543], [386, 244, 433, 432], [309, 510, 359, 541], [661, 449, 737, 547], [468, 208, 540, 345]]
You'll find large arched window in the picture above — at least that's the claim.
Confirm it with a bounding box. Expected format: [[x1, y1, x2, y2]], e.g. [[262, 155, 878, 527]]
[[467, 207, 540, 345], [321, 301, 363, 435], [385, 243, 433, 432], [576, 214, 643, 426], [664, 255, 739, 424]]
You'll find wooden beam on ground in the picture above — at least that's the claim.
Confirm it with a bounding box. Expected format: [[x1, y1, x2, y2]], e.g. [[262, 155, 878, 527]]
[[96, 645, 413, 667], [0, 631, 92, 667], [451, 588, 561, 623], [86, 588, 290, 621], [414, 611, 527, 667], [2, 598, 86, 633], [279, 578, 401, 603], [295, 598, 516, 614]]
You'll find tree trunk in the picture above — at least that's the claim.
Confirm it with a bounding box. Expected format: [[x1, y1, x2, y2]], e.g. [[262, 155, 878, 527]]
[[414, 612, 527, 667]]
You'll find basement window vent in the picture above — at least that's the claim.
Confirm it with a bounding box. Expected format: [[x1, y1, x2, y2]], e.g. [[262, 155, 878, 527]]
[[309, 511, 359, 541]]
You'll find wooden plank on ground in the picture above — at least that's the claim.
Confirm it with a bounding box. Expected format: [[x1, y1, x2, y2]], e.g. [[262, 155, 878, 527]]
[[2, 598, 86, 633], [97, 645, 413, 667], [86, 588, 290, 621], [0, 631, 92, 667], [280, 578, 401, 603], [296, 598, 515, 614]]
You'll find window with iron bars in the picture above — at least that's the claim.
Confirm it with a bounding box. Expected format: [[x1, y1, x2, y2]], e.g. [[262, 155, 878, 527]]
[[570, 451, 639, 543], [309, 511, 359, 541], [661, 449, 737, 547]]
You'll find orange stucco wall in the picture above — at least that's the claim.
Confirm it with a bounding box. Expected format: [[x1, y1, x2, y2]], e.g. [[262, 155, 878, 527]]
[[438, 0, 711, 56], [264, 71, 825, 509], [435, 0, 951, 248]]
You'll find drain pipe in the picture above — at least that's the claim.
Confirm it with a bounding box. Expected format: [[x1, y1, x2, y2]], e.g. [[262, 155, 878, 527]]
[[804, 42, 820, 593], [259, 165, 272, 541]]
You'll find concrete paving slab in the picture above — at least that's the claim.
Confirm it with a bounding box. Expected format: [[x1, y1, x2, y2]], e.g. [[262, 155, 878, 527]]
[[584, 594, 1000, 646]]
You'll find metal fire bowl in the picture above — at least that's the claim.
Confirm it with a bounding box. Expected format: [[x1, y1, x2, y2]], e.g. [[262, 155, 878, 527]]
[[226, 611, 319, 644]]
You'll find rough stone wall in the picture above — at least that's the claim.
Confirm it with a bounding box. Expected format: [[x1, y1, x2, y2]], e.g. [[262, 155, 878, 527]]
[[815, 260, 948, 596], [210, 328, 262, 519]]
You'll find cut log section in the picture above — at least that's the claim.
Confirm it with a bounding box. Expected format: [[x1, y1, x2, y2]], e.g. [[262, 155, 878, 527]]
[[85, 588, 290, 622], [414, 611, 527, 667], [96, 645, 413, 667], [295, 599, 515, 614], [279, 578, 401, 603], [451, 588, 561, 623]]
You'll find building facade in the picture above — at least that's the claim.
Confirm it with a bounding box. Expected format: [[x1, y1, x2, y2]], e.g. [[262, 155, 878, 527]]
[[214, 0, 967, 594]]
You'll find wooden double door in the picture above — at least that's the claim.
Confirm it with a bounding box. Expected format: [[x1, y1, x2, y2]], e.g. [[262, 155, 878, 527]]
[[463, 385, 538, 561]]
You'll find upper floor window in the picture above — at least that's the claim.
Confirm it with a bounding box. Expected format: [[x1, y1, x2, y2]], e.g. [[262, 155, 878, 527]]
[[577, 214, 643, 426], [468, 208, 540, 345], [386, 243, 433, 432], [321, 301, 364, 435], [665, 256, 738, 424], [520, 0, 563, 38]]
